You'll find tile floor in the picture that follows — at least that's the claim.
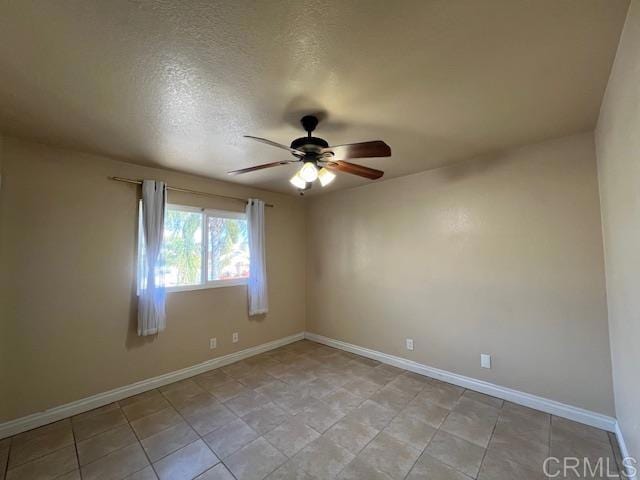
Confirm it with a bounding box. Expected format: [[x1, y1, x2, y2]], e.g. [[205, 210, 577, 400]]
[[0, 340, 624, 480]]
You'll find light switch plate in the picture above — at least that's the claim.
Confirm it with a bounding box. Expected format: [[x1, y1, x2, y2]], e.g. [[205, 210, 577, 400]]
[[481, 354, 491, 369], [232, 332, 239, 343], [209, 338, 217, 349], [406, 338, 414, 351]]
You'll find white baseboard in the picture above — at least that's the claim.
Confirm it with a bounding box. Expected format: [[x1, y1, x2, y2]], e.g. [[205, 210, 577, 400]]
[[0, 332, 304, 440], [615, 421, 638, 480], [304, 331, 617, 432]]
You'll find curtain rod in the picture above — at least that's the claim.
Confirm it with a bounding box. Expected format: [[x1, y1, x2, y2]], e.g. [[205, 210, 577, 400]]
[[109, 176, 274, 208]]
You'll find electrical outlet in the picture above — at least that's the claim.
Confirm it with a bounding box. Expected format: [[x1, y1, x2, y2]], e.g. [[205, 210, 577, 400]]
[[209, 338, 217, 350], [232, 332, 239, 343], [481, 354, 491, 369], [406, 338, 414, 351]]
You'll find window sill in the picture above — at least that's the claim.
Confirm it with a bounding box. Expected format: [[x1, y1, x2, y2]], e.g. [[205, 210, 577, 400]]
[[166, 279, 248, 293]]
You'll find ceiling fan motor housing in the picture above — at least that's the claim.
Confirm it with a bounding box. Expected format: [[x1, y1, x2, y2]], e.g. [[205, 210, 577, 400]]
[[290, 136, 329, 153]]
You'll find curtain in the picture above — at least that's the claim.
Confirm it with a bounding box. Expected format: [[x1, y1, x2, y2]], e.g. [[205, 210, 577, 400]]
[[138, 180, 167, 336], [246, 198, 268, 315]]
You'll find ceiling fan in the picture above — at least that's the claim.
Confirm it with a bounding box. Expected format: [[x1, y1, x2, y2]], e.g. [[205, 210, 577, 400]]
[[228, 115, 391, 191]]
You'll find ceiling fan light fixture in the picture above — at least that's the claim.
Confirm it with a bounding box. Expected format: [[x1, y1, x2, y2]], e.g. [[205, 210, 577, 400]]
[[318, 167, 336, 187], [289, 172, 307, 189], [299, 162, 318, 182]]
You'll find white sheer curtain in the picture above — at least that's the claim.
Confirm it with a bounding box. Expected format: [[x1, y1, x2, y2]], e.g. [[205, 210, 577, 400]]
[[138, 180, 167, 336], [246, 198, 268, 315]]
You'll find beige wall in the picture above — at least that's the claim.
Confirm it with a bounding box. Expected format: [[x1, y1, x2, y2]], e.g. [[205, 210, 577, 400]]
[[595, 0, 640, 460], [0, 137, 306, 422], [306, 132, 615, 415]]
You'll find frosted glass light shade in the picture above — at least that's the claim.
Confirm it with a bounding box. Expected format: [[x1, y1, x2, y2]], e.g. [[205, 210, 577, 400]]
[[289, 172, 307, 189], [299, 162, 318, 182], [318, 167, 336, 187]]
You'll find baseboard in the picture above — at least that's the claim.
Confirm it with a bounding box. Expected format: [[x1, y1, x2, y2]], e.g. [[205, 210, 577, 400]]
[[0, 332, 304, 440], [304, 331, 617, 432], [615, 421, 638, 480]]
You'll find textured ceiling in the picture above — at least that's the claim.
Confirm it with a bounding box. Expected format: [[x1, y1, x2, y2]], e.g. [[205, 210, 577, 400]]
[[0, 0, 629, 195]]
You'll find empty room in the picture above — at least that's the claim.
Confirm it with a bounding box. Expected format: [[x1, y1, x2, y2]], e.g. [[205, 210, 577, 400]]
[[1, 1, 639, 479]]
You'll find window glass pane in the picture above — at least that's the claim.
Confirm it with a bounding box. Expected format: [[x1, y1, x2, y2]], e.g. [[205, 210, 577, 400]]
[[208, 216, 249, 281], [163, 208, 202, 287]]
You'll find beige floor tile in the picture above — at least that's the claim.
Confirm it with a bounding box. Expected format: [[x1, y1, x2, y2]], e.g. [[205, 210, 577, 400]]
[[122, 394, 171, 422], [225, 437, 287, 480], [264, 417, 320, 457], [344, 400, 396, 431], [488, 421, 549, 472], [478, 451, 545, 480], [500, 402, 550, 427], [320, 388, 365, 412], [494, 410, 550, 445], [407, 453, 472, 480], [130, 407, 183, 439], [383, 411, 437, 449], [242, 402, 289, 435], [369, 385, 417, 413], [552, 416, 611, 446], [264, 460, 317, 480], [222, 361, 254, 379], [72, 408, 128, 441], [290, 437, 354, 479], [183, 401, 237, 436], [402, 401, 450, 428], [6, 342, 619, 480], [277, 367, 317, 386], [9, 420, 74, 468], [425, 430, 486, 478], [462, 390, 504, 409], [338, 457, 393, 480], [6, 444, 77, 480], [440, 410, 497, 447], [141, 421, 199, 462], [324, 416, 380, 455], [203, 418, 258, 459], [153, 439, 219, 480], [11, 420, 70, 447], [1, 446, 9, 477], [298, 400, 347, 433], [452, 397, 500, 421], [196, 463, 236, 480], [297, 378, 336, 399], [81, 442, 149, 480], [124, 465, 158, 479], [237, 371, 278, 390], [119, 390, 161, 408], [255, 379, 289, 399], [72, 403, 120, 422], [415, 383, 463, 410], [77, 423, 138, 465], [209, 380, 249, 403], [160, 380, 207, 410], [56, 470, 81, 480], [387, 375, 427, 397], [357, 431, 421, 480], [224, 390, 271, 417], [194, 372, 233, 392], [341, 377, 381, 398]]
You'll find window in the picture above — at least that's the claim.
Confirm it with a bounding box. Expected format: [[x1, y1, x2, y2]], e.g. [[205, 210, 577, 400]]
[[138, 204, 249, 292]]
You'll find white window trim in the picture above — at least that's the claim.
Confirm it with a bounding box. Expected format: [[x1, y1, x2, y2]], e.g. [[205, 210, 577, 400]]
[[164, 204, 248, 293]]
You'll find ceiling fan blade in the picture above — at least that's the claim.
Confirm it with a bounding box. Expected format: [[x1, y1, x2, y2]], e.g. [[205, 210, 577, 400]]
[[321, 140, 391, 160], [244, 136, 305, 156], [324, 160, 384, 180], [228, 160, 297, 175]]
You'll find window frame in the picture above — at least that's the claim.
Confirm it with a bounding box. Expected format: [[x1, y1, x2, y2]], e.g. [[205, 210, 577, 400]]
[[162, 204, 249, 293]]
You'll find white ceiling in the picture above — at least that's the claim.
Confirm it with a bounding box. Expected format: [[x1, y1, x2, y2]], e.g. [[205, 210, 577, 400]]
[[0, 0, 629, 195]]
